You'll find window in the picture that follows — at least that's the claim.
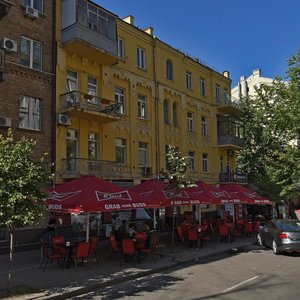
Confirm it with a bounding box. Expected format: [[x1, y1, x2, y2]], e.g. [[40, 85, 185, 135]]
[[187, 112, 194, 132], [220, 155, 224, 172], [138, 95, 147, 119], [166, 59, 173, 80], [115, 87, 125, 114], [23, 0, 43, 13], [137, 47, 146, 69], [186, 71, 192, 90], [87, 76, 97, 103], [67, 129, 79, 172], [66, 70, 78, 104], [163, 99, 169, 124], [216, 84, 221, 102], [202, 153, 208, 173], [138, 142, 148, 166], [117, 37, 125, 60], [115, 138, 126, 164], [88, 132, 98, 160], [224, 88, 229, 103], [19, 95, 41, 131], [173, 102, 178, 127], [20, 37, 42, 70], [200, 77, 206, 96], [188, 151, 196, 172], [201, 116, 208, 135]]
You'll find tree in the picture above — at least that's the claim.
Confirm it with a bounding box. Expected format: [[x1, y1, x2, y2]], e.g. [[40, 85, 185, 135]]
[[237, 50, 300, 204], [159, 145, 196, 251], [0, 129, 51, 293]]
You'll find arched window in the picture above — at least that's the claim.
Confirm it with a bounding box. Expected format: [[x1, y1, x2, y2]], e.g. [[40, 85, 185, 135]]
[[173, 102, 178, 127], [166, 59, 173, 81], [163, 99, 169, 124]]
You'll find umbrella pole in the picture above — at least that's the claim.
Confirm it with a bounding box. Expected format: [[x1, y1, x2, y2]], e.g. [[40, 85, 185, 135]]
[[86, 212, 90, 242], [171, 205, 175, 253], [153, 208, 156, 229]]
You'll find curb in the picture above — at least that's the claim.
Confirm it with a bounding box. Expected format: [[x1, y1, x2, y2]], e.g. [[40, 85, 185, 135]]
[[39, 242, 254, 300]]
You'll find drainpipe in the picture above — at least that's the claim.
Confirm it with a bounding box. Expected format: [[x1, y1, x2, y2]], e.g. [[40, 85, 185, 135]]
[[51, 0, 57, 187], [152, 37, 160, 177]]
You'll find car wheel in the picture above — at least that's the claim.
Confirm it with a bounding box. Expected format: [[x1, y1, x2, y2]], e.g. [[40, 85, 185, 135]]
[[272, 239, 280, 255], [257, 233, 263, 246]]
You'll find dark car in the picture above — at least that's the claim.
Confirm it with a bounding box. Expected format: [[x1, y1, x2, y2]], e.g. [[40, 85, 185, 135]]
[[257, 219, 300, 255]]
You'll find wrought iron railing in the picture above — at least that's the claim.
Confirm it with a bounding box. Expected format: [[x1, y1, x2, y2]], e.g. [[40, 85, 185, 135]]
[[219, 172, 248, 183], [60, 91, 120, 116]]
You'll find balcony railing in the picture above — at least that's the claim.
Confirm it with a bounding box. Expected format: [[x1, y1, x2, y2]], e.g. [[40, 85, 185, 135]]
[[60, 91, 120, 116], [216, 97, 243, 115], [60, 158, 131, 178], [217, 135, 245, 148], [219, 172, 248, 183]]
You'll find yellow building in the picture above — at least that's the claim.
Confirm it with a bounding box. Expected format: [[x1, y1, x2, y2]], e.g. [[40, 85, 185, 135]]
[[55, 0, 245, 187]]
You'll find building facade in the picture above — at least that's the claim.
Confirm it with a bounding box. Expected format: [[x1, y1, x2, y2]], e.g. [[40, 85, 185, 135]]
[[54, 0, 245, 187], [0, 0, 55, 162]]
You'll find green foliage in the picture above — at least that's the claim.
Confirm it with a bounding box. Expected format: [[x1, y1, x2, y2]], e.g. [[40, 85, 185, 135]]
[[0, 129, 51, 231], [237, 49, 300, 202], [159, 145, 196, 191]]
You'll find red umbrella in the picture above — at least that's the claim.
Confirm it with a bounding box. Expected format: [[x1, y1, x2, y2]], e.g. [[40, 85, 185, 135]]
[[185, 181, 237, 205], [130, 179, 204, 207], [46, 175, 159, 213], [221, 184, 274, 205]]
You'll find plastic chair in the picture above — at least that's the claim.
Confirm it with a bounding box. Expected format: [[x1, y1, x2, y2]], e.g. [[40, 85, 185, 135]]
[[244, 222, 254, 236], [218, 224, 231, 243], [108, 234, 121, 260], [120, 239, 137, 266], [135, 232, 147, 250], [52, 236, 67, 257], [141, 232, 159, 263], [188, 229, 199, 248], [89, 236, 99, 263], [176, 225, 185, 243], [39, 239, 61, 271], [71, 242, 90, 270]]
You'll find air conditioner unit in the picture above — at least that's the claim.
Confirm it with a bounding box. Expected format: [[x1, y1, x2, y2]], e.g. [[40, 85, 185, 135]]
[[2, 38, 17, 52], [57, 114, 71, 126], [0, 116, 12, 127], [25, 5, 39, 18]]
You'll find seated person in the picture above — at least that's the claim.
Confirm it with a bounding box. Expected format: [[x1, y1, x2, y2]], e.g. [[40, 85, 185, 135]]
[[119, 220, 130, 239], [143, 222, 150, 233], [128, 224, 137, 238]]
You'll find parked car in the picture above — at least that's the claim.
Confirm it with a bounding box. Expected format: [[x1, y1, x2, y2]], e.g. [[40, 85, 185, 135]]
[[257, 219, 300, 255]]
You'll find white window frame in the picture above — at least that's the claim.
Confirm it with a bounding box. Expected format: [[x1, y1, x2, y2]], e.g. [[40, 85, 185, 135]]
[[115, 86, 125, 114], [66, 129, 79, 172], [19, 95, 42, 131], [87, 75, 97, 104], [200, 77, 206, 96], [138, 141, 148, 166], [20, 37, 42, 70], [187, 112, 194, 132], [188, 151, 196, 172], [88, 132, 98, 160], [23, 0, 43, 13], [202, 153, 209, 173], [137, 47, 146, 69], [201, 116, 208, 135], [216, 84, 221, 102], [115, 138, 126, 164], [224, 88, 229, 103], [186, 71, 192, 91], [138, 95, 147, 119], [117, 37, 125, 60]]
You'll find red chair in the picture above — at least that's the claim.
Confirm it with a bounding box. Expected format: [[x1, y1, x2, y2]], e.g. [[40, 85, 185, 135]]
[[141, 232, 158, 263], [254, 221, 261, 233], [176, 225, 185, 243], [71, 242, 90, 270], [244, 222, 254, 236], [188, 229, 199, 248], [121, 239, 137, 266], [108, 234, 121, 260], [52, 236, 67, 257], [218, 224, 231, 243], [39, 239, 61, 271], [89, 236, 99, 263], [134, 232, 147, 250]]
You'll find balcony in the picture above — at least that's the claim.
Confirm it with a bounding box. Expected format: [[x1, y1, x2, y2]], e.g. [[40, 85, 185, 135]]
[[139, 166, 154, 178], [216, 97, 242, 116], [59, 91, 120, 123], [217, 115, 245, 149], [219, 172, 248, 183], [61, 0, 119, 65], [60, 158, 131, 179]]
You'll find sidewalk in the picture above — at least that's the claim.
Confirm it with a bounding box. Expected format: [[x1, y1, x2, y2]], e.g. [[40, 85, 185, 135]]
[[0, 234, 256, 300]]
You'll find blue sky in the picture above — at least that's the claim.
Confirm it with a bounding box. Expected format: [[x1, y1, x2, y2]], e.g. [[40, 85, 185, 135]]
[[95, 0, 300, 87]]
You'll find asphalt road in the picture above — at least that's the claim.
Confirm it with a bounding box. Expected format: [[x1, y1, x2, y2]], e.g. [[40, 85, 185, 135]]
[[72, 244, 300, 300]]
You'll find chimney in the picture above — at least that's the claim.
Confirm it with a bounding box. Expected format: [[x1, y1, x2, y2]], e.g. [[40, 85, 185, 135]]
[[123, 15, 134, 25], [144, 27, 154, 36], [223, 71, 230, 78], [252, 69, 261, 78]]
